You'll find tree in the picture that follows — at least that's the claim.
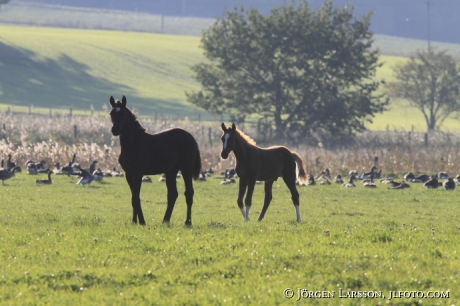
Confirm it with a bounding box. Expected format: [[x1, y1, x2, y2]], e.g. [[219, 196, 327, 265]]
[[186, 0, 388, 143], [386, 49, 460, 131]]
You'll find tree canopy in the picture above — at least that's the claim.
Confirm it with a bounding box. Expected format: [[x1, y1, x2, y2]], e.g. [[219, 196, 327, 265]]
[[186, 0, 388, 143], [386, 49, 460, 131]]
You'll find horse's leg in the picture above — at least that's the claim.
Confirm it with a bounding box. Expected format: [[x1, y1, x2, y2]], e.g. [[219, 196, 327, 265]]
[[244, 180, 256, 221], [163, 170, 179, 224], [258, 180, 274, 222], [126, 172, 146, 225], [181, 171, 194, 226], [237, 178, 248, 220], [282, 171, 302, 222]]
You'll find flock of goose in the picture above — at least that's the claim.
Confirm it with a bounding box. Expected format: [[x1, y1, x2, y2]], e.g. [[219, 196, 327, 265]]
[[298, 165, 457, 191], [0, 153, 124, 186], [1, 154, 458, 191]]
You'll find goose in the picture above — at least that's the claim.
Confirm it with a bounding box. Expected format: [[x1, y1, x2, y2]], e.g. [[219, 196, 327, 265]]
[[0, 166, 18, 185], [70, 153, 80, 173], [158, 174, 166, 182], [6, 154, 17, 171], [388, 181, 410, 189], [197, 171, 207, 182], [423, 176, 439, 189], [53, 162, 74, 175], [404, 172, 415, 182], [319, 178, 331, 185], [410, 174, 430, 183], [437, 171, 449, 180], [348, 170, 358, 178], [442, 178, 455, 191], [359, 166, 377, 180], [363, 179, 377, 188], [316, 168, 331, 180], [220, 178, 236, 185], [109, 167, 123, 177], [36, 169, 53, 185], [333, 174, 344, 184], [342, 175, 356, 188], [92, 168, 104, 182], [379, 176, 394, 184], [26, 160, 46, 175], [454, 174, 460, 184], [89, 160, 98, 174], [142, 176, 152, 183], [306, 174, 316, 186], [76, 166, 94, 186], [204, 167, 214, 176]]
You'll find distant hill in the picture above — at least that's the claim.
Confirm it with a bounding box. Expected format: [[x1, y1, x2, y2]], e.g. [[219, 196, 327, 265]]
[[15, 0, 460, 44]]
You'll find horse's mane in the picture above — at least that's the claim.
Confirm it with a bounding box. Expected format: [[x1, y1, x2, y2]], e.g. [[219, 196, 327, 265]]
[[125, 107, 146, 132], [236, 129, 256, 146]]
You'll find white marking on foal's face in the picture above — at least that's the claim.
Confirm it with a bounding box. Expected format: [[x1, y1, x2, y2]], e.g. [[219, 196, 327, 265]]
[[115, 107, 121, 112], [223, 133, 230, 149]]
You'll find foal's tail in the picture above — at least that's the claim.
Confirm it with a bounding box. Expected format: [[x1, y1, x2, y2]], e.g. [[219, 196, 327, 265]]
[[192, 145, 202, 181], [292, 152, 307, 183]]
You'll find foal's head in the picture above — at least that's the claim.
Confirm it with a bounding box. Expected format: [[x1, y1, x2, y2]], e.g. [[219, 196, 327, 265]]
[[109, 96, 128, 136], [220, 122, 237, 159]]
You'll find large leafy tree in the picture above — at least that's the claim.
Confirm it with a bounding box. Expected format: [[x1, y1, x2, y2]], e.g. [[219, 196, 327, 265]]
[[386, 49, 460, 131], [186, 0, 388, 142]]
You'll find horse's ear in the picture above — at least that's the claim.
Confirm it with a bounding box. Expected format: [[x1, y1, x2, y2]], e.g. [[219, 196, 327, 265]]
[[109, 96, 115, 107], [221, 123, 227, 131], [231, 123, 236, 131], [121, 96, 127, 107]]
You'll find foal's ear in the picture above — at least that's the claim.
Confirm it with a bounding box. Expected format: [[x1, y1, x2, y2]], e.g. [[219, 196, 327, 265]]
[[221, 122, 227, 131], [121, 95, 127, 107], [109, 96, 115, 107], [231, 123, 236, 131]]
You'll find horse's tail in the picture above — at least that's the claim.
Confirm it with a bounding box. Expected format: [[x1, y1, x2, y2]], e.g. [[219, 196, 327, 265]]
[[192, 144, 202, 181], [292, 152, 307, 183]]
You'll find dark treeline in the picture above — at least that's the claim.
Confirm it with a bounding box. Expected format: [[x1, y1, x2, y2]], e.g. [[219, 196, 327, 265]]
[[22, 0, 460, 44]]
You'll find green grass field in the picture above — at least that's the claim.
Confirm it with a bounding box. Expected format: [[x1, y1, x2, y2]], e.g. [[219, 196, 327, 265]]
[[0, 172, 458, 305]]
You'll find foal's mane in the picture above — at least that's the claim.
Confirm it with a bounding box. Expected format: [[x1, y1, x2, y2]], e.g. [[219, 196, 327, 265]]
[[235, 129, 256, 146]]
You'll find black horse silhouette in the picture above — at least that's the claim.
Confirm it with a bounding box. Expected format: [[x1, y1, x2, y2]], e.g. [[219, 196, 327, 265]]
[[109, 96, 201, 225]]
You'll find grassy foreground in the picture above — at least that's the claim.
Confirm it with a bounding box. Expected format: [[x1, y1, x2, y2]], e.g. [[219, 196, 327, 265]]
[[0, 172, 458, 305]]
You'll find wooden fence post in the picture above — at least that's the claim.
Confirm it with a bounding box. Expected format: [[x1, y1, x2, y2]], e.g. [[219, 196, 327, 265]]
[[208, 127, 213, 148]]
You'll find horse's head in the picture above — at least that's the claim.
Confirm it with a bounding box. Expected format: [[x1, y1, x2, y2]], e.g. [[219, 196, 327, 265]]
[[109, 95, 127, 136], [220, 122, 237, 159]]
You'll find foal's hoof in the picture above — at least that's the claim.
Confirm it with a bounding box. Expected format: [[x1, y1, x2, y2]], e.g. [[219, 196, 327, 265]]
[[185, 220, 192, 227]]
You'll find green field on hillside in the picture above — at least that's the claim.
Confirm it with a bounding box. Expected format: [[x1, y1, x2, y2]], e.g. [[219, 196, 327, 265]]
[[0, 25, 206, 118], [1, 24, 460, 131], [0, 172, 458, 304]]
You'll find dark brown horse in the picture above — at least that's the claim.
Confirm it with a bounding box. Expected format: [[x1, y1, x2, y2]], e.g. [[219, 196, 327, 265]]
[[109, 96, 201, 225], [220, 123, 307, 222]]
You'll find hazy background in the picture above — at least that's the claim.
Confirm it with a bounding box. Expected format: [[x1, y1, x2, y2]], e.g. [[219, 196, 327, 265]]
[[19, 0, 460, 44]]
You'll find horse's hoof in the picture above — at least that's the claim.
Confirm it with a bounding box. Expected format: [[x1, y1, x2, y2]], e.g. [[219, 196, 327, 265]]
[[185, 220, 192, 226], [244, 218, 250, 222]]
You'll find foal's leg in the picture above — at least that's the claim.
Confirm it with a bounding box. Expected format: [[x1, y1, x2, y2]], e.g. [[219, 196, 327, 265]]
[[244, 180, 256, 221], [258, 180, 274, 222], [282, 172, 302, 222], [181, 171, 194, 226], [237, 178, 248, 220], [126, 173, 146, 225], [163, 170, 179, 224]]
